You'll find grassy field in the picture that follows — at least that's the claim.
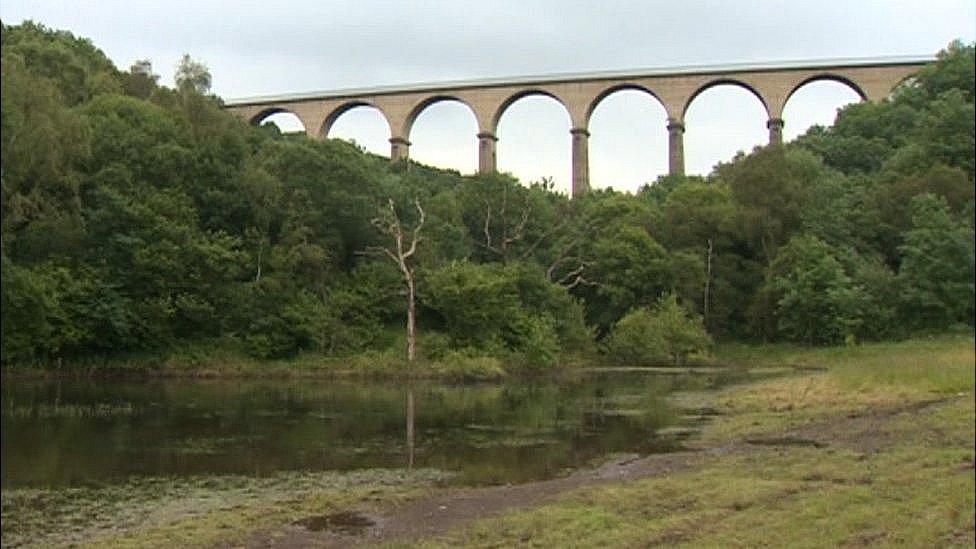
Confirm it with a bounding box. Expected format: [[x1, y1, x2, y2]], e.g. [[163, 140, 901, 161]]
[[423, 334, 975, 547]]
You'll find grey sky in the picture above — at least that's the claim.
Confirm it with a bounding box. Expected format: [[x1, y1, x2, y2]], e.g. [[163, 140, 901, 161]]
[[3, 1, 973, 193]]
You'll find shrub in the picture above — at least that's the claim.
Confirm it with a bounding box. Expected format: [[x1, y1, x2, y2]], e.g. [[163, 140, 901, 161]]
[[430, 351, 506, 381], [424, 261, 592, 365], [765, 235, 865, 345], [897, 194, 975, 330], [512, 313, 561, 371], [603, 294, 711, 365], [243, 316, 300, 359]]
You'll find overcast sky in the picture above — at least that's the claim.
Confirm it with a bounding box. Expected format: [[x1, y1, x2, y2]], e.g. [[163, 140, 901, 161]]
[[3, 1, 974, 194]]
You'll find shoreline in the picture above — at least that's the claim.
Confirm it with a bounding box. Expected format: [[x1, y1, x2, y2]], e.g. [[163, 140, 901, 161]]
[[2, 335, 972, 547]]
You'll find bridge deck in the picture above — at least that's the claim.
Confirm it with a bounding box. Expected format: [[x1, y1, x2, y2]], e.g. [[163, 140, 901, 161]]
[[224, 55, 932, 107]]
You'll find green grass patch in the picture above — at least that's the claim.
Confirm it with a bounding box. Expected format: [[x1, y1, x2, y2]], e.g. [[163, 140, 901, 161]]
[[698, 334, 975, 444], [424, 399, 974, 548], [423, 335, 975, 548]]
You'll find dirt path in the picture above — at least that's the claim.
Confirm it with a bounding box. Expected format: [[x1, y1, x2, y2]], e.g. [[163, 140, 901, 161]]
[[242, 450, 708, 548], [239, 397, 957, 548]]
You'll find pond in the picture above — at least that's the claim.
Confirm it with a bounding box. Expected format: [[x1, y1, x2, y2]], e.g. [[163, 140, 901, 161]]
[[1, 370, 741, 488]]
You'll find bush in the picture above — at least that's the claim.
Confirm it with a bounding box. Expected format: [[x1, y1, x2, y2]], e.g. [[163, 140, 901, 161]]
[[765, 235, 865, 345], [243, 316, 301, 359], [424, 261, 591, 366], [430, 351, 506, 381], [417, 331, 453, 361], [511, 313, 560, 371], [603, 294, 711, 365], [897, 194, 975, 330], [424, 260, 520, 349]]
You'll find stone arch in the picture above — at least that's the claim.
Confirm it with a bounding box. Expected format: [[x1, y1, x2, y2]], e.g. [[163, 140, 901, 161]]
[[682, 80, 771, 175], [405, 96, 480, 173], [493, 89, 573, 193], [491, 88, 571, 134], [784, 73, 868, 107], [780, 75, 867, 141], [403, 95, 480, 139], [320, 101, 392, 139], [586, 85, 670, 190], [882, 73, 920, 99], [585, 83, 668, 127], [249, 107, 307, 134], [682, 78, 771, 120]]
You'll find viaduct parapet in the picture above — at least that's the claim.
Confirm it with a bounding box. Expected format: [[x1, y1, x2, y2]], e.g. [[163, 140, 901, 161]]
[[224, 56, 931, 197]]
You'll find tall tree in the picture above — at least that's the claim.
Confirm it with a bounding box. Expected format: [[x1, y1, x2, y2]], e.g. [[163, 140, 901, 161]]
[[897, 194, 975, 329], [174, 54, 211, 94], [365, 198, 425, 361]]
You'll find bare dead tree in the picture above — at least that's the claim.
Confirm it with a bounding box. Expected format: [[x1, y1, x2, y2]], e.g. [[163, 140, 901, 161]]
[[546, 237, 583, 281], [479, 188, 575, 266], [363, 198, 425, 362], [476, 182, 594, 288], [545, 216, 602, 290], [481, 197, 531, 260]]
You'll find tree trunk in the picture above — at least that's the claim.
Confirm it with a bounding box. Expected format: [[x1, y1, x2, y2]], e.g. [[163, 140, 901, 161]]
[[406, 274, 416, 362], [364, 198, 425, 363], [255, 239, 263, 282]]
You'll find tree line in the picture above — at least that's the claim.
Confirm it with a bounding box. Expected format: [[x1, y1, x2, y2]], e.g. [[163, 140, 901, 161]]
[[1, 22, 973, 369]]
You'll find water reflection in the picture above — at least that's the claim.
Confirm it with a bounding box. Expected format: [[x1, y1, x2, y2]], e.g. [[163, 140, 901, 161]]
[[406, 388, 415, 470], [2, 371, 744, 487]]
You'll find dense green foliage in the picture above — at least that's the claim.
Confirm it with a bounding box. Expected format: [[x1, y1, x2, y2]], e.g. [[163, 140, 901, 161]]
[[1, 23, 973, 369], [603, 294, 711, 365]]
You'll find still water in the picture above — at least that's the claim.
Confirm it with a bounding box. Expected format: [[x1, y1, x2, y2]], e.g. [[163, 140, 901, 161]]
[[2, 371, 739, 488]]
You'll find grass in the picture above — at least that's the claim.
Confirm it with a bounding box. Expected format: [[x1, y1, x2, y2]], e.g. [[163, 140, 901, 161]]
[[428, 418, 973, 547], [421, 334, 975, 548], [695, 333, 974, 444], [1, 339, 568, 381], [1, 469, 451, 548]]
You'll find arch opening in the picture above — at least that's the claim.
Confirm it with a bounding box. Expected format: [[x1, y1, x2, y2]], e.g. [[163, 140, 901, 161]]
[[782, 78, 864, 141], [252, 109, 306, 134], [491, 89, 568, 134], [325, 104, 392, 158], [495, 93, 572, 194], [683, 83, 769, 176], [588, 87, 669, 193], [682, 79, 770, 120], [407, 98, 479, 174]]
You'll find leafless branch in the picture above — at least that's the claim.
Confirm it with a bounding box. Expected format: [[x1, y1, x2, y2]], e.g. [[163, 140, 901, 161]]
[[483, 200, 493, 252], [558, 263, 600, 289], [546, 235, 583, 281], [405, 198, 425, 259]]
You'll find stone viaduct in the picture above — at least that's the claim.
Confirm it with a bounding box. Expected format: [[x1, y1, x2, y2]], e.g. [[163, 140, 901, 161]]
[[224, 56, 930, 197]]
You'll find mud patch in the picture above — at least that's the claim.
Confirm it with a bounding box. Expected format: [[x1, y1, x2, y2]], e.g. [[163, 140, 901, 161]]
[[293, 511, 374, 534], [745, 436, 827, 448]]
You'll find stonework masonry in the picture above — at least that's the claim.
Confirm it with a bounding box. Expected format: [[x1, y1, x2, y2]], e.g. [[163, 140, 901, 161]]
[[225, 57, 930, 197]]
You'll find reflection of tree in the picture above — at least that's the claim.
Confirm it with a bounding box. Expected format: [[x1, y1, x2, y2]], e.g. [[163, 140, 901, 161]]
[[406, 388, 415, 469]]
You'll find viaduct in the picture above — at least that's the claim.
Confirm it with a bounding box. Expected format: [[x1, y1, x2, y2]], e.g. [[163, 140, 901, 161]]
[[224, 56, 931, 197]]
